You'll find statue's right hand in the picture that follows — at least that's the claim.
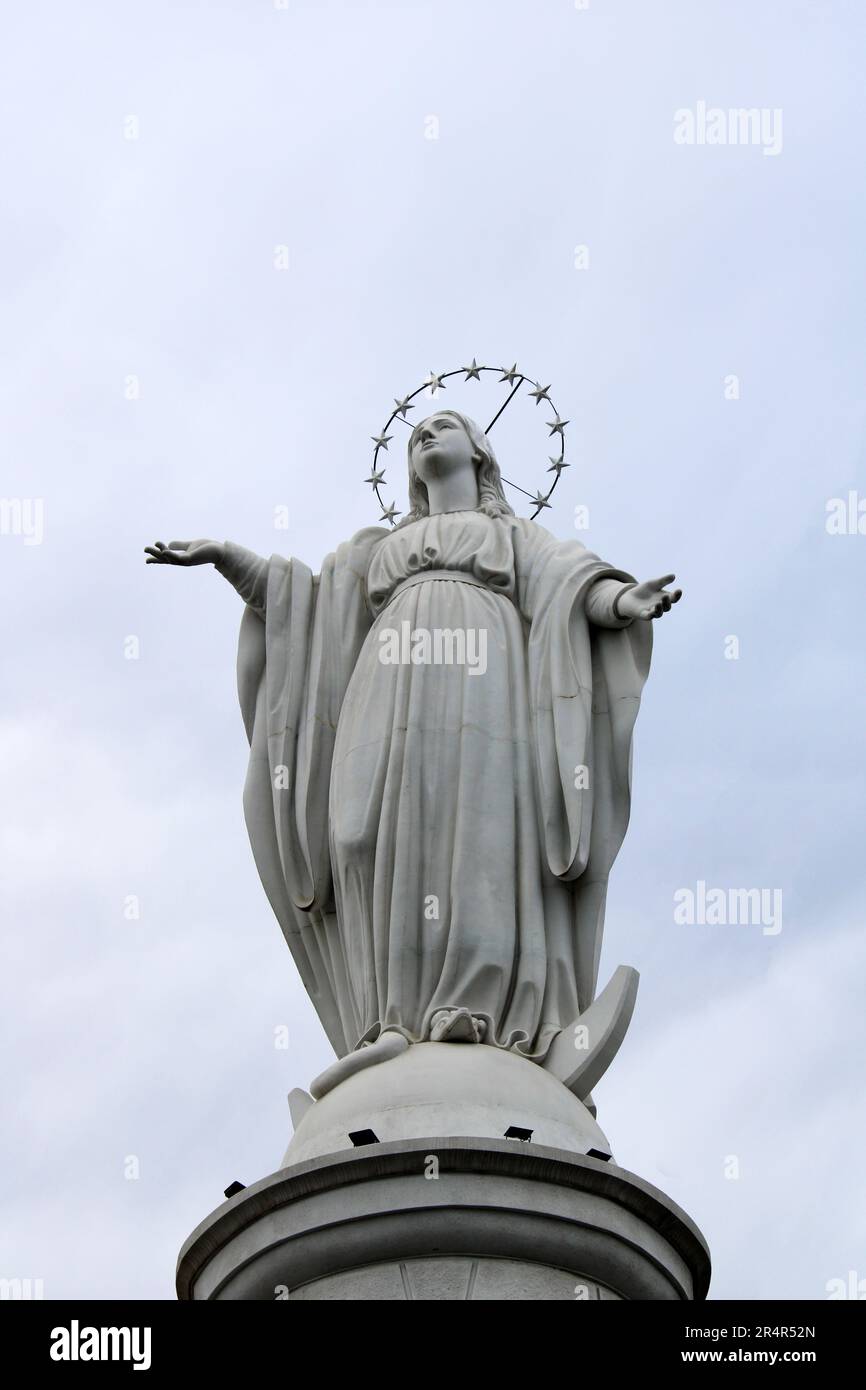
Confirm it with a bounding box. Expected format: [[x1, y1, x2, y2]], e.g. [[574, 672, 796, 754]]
[[144, 539, 225, 567]]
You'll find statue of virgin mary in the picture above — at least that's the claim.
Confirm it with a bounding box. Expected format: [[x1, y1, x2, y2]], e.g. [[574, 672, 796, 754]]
[[146, 411, 681, 1096]]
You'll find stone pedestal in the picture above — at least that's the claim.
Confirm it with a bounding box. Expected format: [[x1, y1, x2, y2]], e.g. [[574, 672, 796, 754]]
[[177, 1044, 710, 1301]]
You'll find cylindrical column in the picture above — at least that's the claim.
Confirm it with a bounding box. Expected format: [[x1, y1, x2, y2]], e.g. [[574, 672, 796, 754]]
[[177, 1138, 710, 1301]]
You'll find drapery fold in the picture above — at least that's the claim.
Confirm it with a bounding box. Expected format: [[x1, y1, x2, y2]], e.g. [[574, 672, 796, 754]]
[[514, 524, 652, 1009]]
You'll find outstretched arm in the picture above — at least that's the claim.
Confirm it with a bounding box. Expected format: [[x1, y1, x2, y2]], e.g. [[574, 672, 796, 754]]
[[585, 573, 682, 628], [144, 539, 269, 618]]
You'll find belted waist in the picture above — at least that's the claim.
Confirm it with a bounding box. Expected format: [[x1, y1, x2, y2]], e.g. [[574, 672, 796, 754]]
[[375, 569, 493, 613]]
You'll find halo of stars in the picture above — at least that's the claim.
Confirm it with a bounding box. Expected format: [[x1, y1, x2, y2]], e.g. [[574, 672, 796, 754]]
[[366, 361, 570, 527]]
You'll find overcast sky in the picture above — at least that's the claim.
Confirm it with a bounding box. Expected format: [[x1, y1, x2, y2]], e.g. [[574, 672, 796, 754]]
[[1, 0, 864, 1300]]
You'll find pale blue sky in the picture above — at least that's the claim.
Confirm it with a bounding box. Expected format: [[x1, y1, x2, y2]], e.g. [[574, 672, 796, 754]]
[[1, 0, 864, 1299]]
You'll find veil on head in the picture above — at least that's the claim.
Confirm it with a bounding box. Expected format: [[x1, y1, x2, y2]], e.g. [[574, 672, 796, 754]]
[[398, 410, 515, 528]]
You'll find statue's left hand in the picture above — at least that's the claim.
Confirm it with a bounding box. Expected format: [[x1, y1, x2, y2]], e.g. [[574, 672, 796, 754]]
[[618, 574, 682, 621]]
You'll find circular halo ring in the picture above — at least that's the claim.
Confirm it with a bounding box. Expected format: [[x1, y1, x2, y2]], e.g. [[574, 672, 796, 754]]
[[366, 362, 569, 527]]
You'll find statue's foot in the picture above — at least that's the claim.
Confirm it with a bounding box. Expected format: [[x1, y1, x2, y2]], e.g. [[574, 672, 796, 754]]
[[309, 1029, 409, 1100], [429, 1008, 487, 1043]]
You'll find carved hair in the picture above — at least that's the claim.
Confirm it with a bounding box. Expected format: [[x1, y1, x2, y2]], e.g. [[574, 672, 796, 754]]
[[397, 410, 514, 528]]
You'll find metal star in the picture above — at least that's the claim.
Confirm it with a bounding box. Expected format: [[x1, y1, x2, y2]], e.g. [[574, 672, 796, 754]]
[[462, 359, 482, 381], [371, 432, 393, 451], [531, 491, 552, 510], [380, 501, 401, 524], [393, 395, 415, 419], [499, 363, 520, 385], [529, 382, 552, 405], [547, 456, 570, 475], [365, 467, 386, 486], [425, 371, 446, 395], [546, 416, 568, 437]]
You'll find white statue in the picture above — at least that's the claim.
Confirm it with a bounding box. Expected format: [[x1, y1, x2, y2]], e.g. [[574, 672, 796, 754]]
[[146, 409, 680, 1097]]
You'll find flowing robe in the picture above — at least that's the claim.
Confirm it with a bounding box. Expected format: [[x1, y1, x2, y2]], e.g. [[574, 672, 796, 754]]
[[223, 511, 652, 1061]]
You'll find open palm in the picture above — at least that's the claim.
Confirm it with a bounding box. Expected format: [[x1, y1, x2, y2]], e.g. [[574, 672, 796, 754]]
[[144, 539, 224, 567], [618, 573, 682, 621]]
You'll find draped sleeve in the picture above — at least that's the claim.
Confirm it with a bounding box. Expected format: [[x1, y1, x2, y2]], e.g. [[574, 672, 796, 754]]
[[511, 517, 653, 1009], [234, 525, 388, 1053]]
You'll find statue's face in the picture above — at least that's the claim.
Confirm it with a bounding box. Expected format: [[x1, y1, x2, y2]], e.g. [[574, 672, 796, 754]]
[[409, 413, 475, 484]]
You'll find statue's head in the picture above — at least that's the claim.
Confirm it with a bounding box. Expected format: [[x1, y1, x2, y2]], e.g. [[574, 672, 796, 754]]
[[400, 410, 514, 527]]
